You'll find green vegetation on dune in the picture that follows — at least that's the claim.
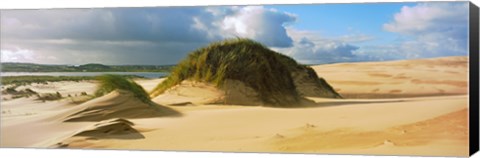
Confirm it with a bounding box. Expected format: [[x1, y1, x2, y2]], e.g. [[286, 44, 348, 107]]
[[1, 87, 38, 99], [95, 74, 152, 105], [305, 68, 342, 98], [151, 38, 304, 106], [272, 48, 341, 98], [1, 85, 65, 101]]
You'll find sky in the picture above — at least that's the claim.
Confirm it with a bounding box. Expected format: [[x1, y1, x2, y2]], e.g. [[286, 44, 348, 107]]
[[0, 2, 470, 65]]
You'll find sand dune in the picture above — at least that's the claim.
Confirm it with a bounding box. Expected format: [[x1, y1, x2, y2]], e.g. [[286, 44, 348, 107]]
[[64, 90, 179, 122], [72, 118, 140, 138], [0, 56, 470, 156], [0, 97, 91, 147], [152, 79, 319, 107], [152, 81, 225, 105], [53, 118, 144, 148], [1, 79, 176, 147], [312, 56, 468, 98], [59, 95, 468, 156]]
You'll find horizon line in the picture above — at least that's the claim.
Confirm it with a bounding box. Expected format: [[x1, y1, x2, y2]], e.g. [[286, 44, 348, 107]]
[[0, 55, 469, 66]]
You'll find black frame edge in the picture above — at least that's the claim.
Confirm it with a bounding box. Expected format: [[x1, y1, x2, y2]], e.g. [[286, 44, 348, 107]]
[[470, 1, 480, 157]]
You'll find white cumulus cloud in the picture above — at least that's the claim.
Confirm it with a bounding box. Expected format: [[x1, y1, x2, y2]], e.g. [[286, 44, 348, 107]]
[[383, 2, 468, 36], [221, 6, 296, 47], [273, 29, 365, 64], [359, 2, 469, 60]]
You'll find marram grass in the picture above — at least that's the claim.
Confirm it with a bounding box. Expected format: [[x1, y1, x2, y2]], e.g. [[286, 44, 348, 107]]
[[151, 38, 305, 106], [95, 74, 151, 104]]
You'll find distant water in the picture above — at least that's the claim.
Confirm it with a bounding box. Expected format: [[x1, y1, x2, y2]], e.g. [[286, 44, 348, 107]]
[[0, 72, 169, 79]]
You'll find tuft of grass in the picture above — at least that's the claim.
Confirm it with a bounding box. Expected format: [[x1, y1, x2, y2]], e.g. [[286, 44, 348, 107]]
[[95, 74, 151, 104], [36, 92, 63, 101], [1, 87, 38, 99], [151, 38, 302, 106], [304, 66, 342, 98]]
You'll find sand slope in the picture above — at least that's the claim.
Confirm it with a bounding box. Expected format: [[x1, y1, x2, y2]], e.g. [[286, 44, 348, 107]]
[[312, 56, 468, 98], [152, 81, 225, 105], [1, 80, 177, 147], [153, 79, 285, 106], [0, 97, 92, 147], [61, 95, 468, 156], [64, 90, 179, 122]]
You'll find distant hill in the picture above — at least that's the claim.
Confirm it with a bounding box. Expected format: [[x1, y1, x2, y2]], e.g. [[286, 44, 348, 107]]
[[77, 63, 112, 70], [1, 62, 174, 72]]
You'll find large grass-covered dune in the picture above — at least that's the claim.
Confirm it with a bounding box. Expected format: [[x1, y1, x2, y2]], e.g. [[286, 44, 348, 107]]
[[151, 38, 340, 107]]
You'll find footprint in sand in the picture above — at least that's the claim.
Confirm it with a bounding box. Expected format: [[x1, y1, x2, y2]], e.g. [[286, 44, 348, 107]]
[[383, 139, 396, 146], [304, 123, 316, 129], [389, 89, 402, 93], [274, 133, 285, 138]]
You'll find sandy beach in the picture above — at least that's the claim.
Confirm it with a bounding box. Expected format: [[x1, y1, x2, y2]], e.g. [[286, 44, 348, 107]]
[[0, 56, 469, 157]]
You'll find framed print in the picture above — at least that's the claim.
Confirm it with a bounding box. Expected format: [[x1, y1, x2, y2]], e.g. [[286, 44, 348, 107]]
[[1, 1, 479, 157]]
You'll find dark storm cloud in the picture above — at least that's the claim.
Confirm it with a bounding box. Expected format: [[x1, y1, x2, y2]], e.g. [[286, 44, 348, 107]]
[[1, 6, 297, 64], [2, 7, 219, 42]]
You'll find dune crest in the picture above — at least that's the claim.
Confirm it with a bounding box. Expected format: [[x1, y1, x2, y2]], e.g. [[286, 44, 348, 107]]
[[72, 118, 143, 139], [64, 90, 180, 122], [53, 118, 144, 148]]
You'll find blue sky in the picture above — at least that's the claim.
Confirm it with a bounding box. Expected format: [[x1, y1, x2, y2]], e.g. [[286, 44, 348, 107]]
[[270, 3, 413, 34], [268, 3, 418, 45], [0, 2, 469, 65]]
